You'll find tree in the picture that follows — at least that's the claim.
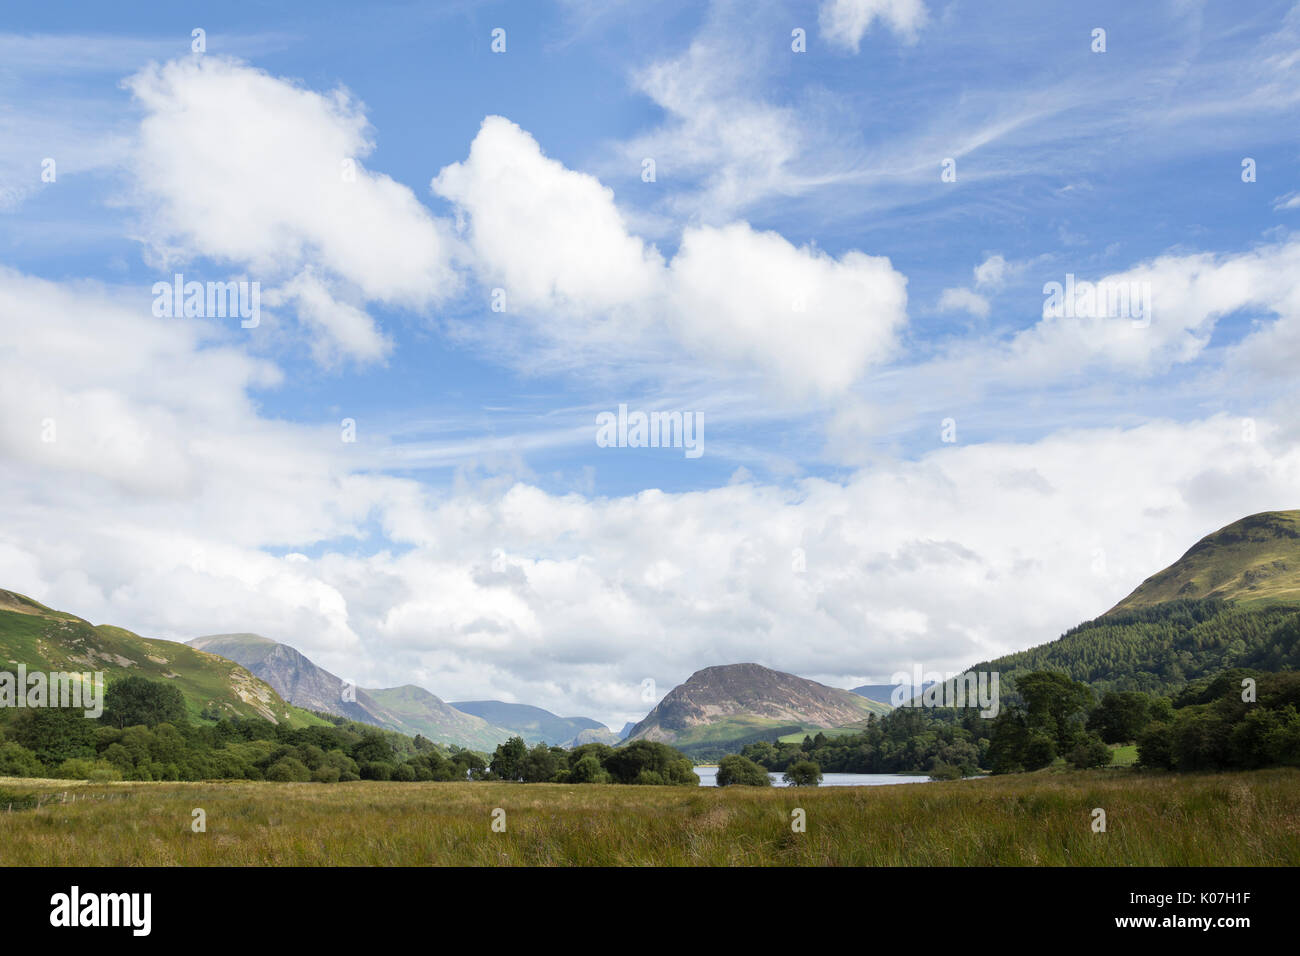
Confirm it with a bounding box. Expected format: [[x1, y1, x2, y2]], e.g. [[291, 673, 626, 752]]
[[9, 707, 97, 764], [603, 741, 698, 785], [490, 736, 528, 781], [265, 756, 311, 782], [783, 760, 822, 787], [101, 676, 188, 729], [520, 742, 562, 782], [567, 753, 611, 784], [453, 751, 489, 780], [359, 761, 394, 781], [1021, 730, 1057, 770], [1066, 733, 1113, 769], [716, 754, 772, 787], [351, 732, 395, 764], [0, 741, 43, 777], [1015, 671, 1095, 753], [1137, 723, 1174, 769], [1087, 691, 1151, 743]]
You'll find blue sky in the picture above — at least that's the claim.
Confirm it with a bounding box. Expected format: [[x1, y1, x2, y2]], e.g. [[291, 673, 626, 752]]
[[2, 0, 1300, 727]]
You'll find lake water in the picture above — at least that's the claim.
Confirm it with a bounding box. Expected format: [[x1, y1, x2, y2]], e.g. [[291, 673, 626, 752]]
[[694, 767, 932, 788]]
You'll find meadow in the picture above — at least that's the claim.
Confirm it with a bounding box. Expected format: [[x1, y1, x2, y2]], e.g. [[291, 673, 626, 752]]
[[1, 768, 1296, 866]]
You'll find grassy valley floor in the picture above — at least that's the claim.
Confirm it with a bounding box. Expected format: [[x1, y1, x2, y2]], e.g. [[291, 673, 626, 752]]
[[0, 768, 1296, 866]]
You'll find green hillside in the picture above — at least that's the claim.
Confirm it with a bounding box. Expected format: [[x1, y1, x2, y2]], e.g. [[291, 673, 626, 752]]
[[450, 699, 610, 747], [1108, 510, 1300, 612], [970, 598, 1300, 697], [949, 512, 1300, 698], [364, 685, 515, 751], [0, 589, 320, 727]]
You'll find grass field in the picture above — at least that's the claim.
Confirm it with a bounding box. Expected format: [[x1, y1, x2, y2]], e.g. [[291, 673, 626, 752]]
[[1, 768, 1296, 866], [1110, 744, 1139, 767]]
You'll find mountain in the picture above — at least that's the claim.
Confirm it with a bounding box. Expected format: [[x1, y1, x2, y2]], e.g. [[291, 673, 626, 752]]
[[0, 590, 317, 726], [618, 722, 635, 739], [851, 682, 929, 705], [187, 633, 374, 722], [625, 663, 889, 757], [188, 634, 514, 751], [568, 726, 622, 746], [1107, 510, 1300, 613], [361, 685, 514, 750], [449, 700, 610, 747], [965, 510, 1300, 697]]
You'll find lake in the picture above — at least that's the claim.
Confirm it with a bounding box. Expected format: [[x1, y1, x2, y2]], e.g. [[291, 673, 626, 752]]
[[694, 767, 932, 787]]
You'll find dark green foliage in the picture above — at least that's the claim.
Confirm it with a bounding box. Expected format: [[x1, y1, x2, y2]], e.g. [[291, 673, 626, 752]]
[[715, 754, 771, 787], [351, 732, 396, 764], [968, 600, 1300, 696], [489, 736, 528, 781], [602, 741, 698, 785], [742, 707, 986, 776], [7, 707, 97, 765], [265, 757, 311, 782], [783, 760, 822, 786], [101, 676, 188, 729], [1016, 671, 1095, 751], [520, 743, 565, 782], [1067, 734, 1114, 769], [567, 753, 610, 783], [0, 676, 487, 784], [0, 741, 44, 777], [1138, 671, 1300, 771], [1088, 691, 1153, 743]]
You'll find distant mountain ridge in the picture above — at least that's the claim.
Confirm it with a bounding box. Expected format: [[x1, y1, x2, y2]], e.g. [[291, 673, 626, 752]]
[[449, 700, 613, 747], [188, 634, 515, 751]]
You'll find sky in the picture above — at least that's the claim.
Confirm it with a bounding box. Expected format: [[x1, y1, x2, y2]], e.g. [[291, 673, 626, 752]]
[[2, 0, 1300, 730]]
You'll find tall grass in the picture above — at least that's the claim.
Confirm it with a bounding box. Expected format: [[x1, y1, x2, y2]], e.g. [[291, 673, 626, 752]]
[[0, 768, 1295, 866]]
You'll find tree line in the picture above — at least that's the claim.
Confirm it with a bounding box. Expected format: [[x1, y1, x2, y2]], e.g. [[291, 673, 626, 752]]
[[737, 664, 1300, 778]]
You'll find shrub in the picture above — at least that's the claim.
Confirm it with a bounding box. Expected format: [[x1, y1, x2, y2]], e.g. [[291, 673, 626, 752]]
[[716, 754, 771, 787], [928, 762, 963, 781], [265, 757, 311, 782], [311, 765, 341, 783], [1137, 723, 1174, 769], [783, 760, 822, 787], [567, 753, 611, 784], [604, 741, 698, 786], [0, 741, 44, 778], [359, 761, 394, 781], [1066, 734, 1114, 770]]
